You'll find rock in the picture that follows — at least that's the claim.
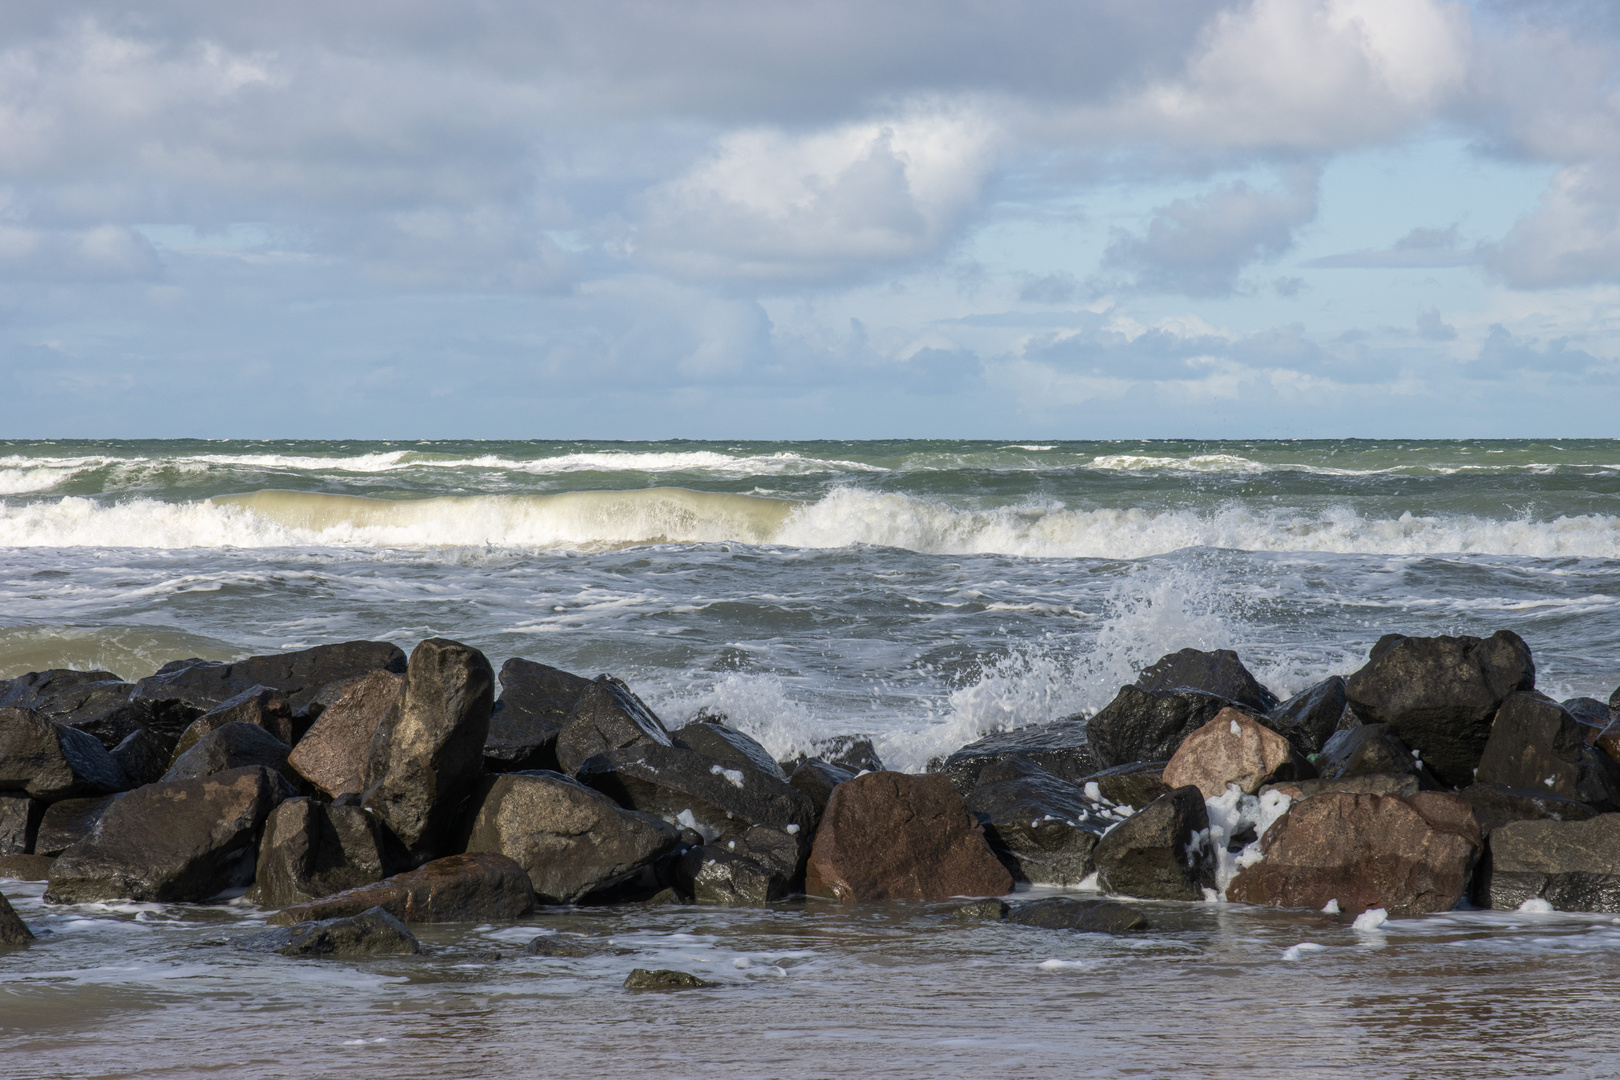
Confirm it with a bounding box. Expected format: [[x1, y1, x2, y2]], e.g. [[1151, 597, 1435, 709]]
[[674, 847, 789, 906], [0, 889, 32, 945], [268, 852, 534, 926], [0, 670, 156, 748], [953, 897, 1010, 920], [1562, 697, 1610, 743], [1457, 782, 1599, 838], [1475, 692, 1620, 810], [1266, 676, 1355, 756], [1343, 630, 1535, 787], [1006, 897, 1150, 933], [253, 798, 388, 908], [812, 735, 885, 775], [1076, 761, 1170, 810], [362, 638, 493, 864], [554, 676, 672, 775], [674, 721, 785, 780], [35, 793, 125, 856], [576, 743, 816, 843], [723, 823, 809, 884], [168, 687, 295, 762], [966, 761, 1108, 885], [241, 906, 421, 958], [0, 794, 42, 856], [940, 714, 1097, 794], [1086, 687, 1259, 770], [161, 721, 297, 786], [0, 854, 53, 881], [1226, 791, 1481, 916], [1092, 786, 1213, 902], [0, 707, 128, 801], [109, 727, 172, 787], [805, 771, 1012, 902], [463, 771, 679, 904], [1477, 815, 1620, 911], [287, 670, 401, 798], [45, 766, 293, 903], [132, 641, 407, 719], [1263, 773, 1421, 800], [1315, 724, 1436, 786], [523, 935, 600, 957], [1162, 708, 1314, 799], [788, 758, 856, 818], [624, 968, 709, 990], [1135, 648, 1279, 712], [484, 658, 590, 773]]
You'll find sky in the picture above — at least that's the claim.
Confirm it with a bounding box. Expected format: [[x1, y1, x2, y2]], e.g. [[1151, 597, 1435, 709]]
[[2, 0, 1620, 439]]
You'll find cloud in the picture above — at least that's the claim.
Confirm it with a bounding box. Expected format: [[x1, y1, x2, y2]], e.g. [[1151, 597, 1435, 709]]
[[1487, 165, 1620, 287], [1416, 307, 1458, 340], [1018, 272, 1079, 304], [1466, 323, 1615, 379], [0, 223, 160, 280], [1304, 223, 1478, 268]]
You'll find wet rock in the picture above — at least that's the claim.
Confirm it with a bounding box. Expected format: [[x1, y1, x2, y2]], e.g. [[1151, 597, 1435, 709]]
[[966, 760, 1108, 886], [953, 897, 1010, 920], [674, 847, 789, 906], [1092, 786, 1213, 902], [363, 638, 493, 864], [624, 968, 709, 990], [1076, 761, 1170, 810], [523, 935, 600, 957], [268, 852, 535, 926], [1226, 791, 1481, 916], [805, 771, 1012, 902], [1135, 648, 1279, 712], [161, 721, 297, 786], [1263, 773, 1421, 800], [1458, 782, 1600, 838], [0, 670, 155, 748], [1006, 897, 1150, 933], [1562, 697, 1610, 744], [168, 687, 295, 762], [788, 758, 856, 818], [0, 707, 128, 801], [464, 770, 679, 904], [1086, 687, 1259, 771], [813, 735, 885, 775], [132, 641, 406, 719], [554, 676, 672, 775], [287, 670, 401, 798], [1344, 630, 1535, 788], [1163, 708, 1314, 799], [1315, 724, 1436, 786], [723, 823, 809, 884], [484, 658, 590, 773], [1475, 692, 1620, 810], [35, 793, 125, 856], [1477, 815, 1620, 911], [940, 714, 1097, 794], [0, 794, 42, 856], [1266, 676, 1355, 756], [0, 889, 32, 945], [576, 743, 816, 843], [241, 906, 421, 958], [109, 727, 173, 787], [45, 765, 293, 903], [0, 854, 53, 881], [253, 798, 388, 908], [674, 720, 785, 780]]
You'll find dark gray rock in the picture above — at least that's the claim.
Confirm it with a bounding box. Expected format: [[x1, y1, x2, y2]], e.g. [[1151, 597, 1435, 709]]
[[812, 735, 885, 775], [110, 727, 173, 787], [1006, 897, 1150, 933], [1459, 782, 1600, 838], [787, 758, 855, 818], [161, 721, 297, 786], [1266, 676, 1354, 756], [0, 794, 42, 856], [268, 852, 535, 925], [1563, 697, 1610, 743], [554, 676, 672, 775], [576, 743, 817, 843], [239, 906, 421, 958], [463, 770, 680, 904], [624, 968, 709, 990], [1093, 786, 1213, 901], [674, 721, 785, 780], [35, 793, 125, 856], [45, 765, 293, 903], [1344, 630, 1535, 788], [940, 714, 1097, 794], [953, 897, 1010, 920], [0, 671, 160, 749], [1076, 761, 1170, 810], [0, 889, 32, 946], [1135, 648, 1278, 712], [170, 687, 296, 758], [523, 935, 600, 957], [1478, 814, 1620, 911], [0, 707, 128, 801], [133, 641, 406, 719], [1315, 724, 1436, 786], [254, 798, 388, 908], [1086, 687, 1258, 770], [363, 638, 493, 865], [674, 847, 789, 906], [484, 658, 591, 773], [719, 823, 809, 884], [1476, 692, 1620, 810], [967, 761, 1109, 885]]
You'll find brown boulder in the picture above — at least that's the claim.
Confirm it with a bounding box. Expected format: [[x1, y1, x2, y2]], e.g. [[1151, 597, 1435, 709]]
[[1162, 708, 1311, 799], [804, 771, 1012, 901], [0, 854, 54, 881], [1227, 791, 1481, 916], [287, 670, 401, 798], [0, 889, 32, 945], [268, 852, 534, 926]]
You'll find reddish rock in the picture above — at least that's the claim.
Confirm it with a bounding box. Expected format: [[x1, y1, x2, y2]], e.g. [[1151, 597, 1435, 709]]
[[1163, 708, 1310, 799], [287, 670, 402, 798], [804, 771, 1012, 901], [1227, 791, 1481, 916], [268, 852, 534, 926]]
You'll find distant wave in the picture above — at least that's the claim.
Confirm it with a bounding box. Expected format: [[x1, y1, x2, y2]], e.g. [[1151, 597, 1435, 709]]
[[3, 487, 1620, 558]]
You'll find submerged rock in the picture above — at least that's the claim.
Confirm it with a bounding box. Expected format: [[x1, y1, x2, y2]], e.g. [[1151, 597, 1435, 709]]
[[1477, 814, 1620, 912], [241, 906, 421, 958], [268, 852, 535, 926], [0, 707, 128, 801], [254, 797, 388, 909], [0, 889, 33, 945], [554, 676, 672, 775], [940, 715, 1097, 794], [1475, 692, 1620, 810], [966, 760, 1108, 886], [1092, 786, 1213, 902], [523, 935, 600, 957], [1162, 708, 1313, 799], [624, 968, 709, 990], [1006, 897, 1149, 933], [0, 794, 42, 856], [1086, 687, 1258, 771], [1135, 648, 1278, 712], [484, 658, 590, 773], [1266, 676, 1356, 756], [287, 670, 401, 799], [953, 897, 1011, 920], [576, 743, 815, 843]]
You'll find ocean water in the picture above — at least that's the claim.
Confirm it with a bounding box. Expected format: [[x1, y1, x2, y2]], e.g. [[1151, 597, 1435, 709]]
[[4, 438, 1620, 1077]]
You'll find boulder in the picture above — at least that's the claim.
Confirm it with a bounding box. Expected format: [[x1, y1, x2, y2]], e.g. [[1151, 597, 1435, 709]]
[[109, 728, 172, 787], [1135, 648, 1279, 712], [45, 765, 293, 904], [483, 658, 590, 773], [1562, 697, 1610, 743], [0, 889, 32, 945], [1076, 762, 1170, 810], [1226, 791, 1481, 916], [35, 793, 125, 856], [253, 798, 388, 909], [576, 743, 816, 843], [523, 935, 601, 957], [132, 641, 406, 719], [362, 638, 493, 864], [287, 670, 401, 798], [1458, 782, 1600, 838], [811, 735, 885, 774], [787, 758, 856, 818], [0, 670, 158, 748], [674, 847, 789, 906], [1315, 724, 1436, 786], [463, 771, 680, 904], [0, 707, 128, 801], [268, 852, 534, 926], [1475, 692, 1620, 809], [554, 676, 672, 775], [1006, 897, 1150, 933], [940, 714, 1096, 794], [168, 687, 295, 760], [804, 771, 1012, 902], [1162, 708, 1314, 799], [1477, 815, 1620, 911], [1266, 676, 1355, 756], [624, 968, 708, 990], [1086, 687, 1258, 770], [674, 720, 785, 780], [1344, 631, 1535, 787], [161, 721, 297, 786], [966, 760, 1109, 885], [1092, 786, 1213, 902], [724, 823, 808, 883], [953, 897, 1011, 920], [0, 854, 53, 881], [1263, 773, 1421, 800], [0, 794, 41, 856], [240, 906, 421, 958]]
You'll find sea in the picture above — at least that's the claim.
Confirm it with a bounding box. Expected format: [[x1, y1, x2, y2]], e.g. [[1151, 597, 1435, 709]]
[[3, 438, 1620, 1078]]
